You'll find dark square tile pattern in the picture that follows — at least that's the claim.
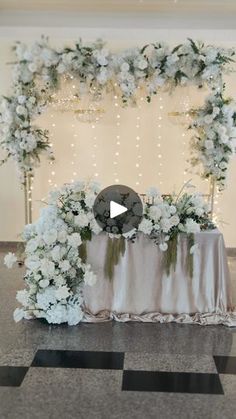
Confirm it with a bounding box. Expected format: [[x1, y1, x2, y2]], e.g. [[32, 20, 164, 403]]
[[214, 356, 236, 374], [32, 349, 124, 370], [122, 370, 224, 394], [0, 366, 29, 387]]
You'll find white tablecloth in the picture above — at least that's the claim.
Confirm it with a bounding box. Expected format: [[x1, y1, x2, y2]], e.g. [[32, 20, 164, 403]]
[[83, 230, 236, 326]]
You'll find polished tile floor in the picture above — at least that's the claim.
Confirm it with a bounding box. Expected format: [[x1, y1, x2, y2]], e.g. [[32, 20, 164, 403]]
[[0, 247, 236, 419]]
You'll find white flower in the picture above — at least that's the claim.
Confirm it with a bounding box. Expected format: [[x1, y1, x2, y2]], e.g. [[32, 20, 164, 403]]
[[57, 230, 68, 243], [40, 259, 55, 277], [170, 215, 180, 227], [84, 270, 97, 286], [16, 105, 27, 116], [25, 255, 41, 272], [13, 308, 25, 323], [170, 205, 177, 215], [219, 161, 227, 170], [67, 304, 83, 326], [26, 238, 40, 253], [185, 218, 201, 234], [16, 290, 29, 306], [146, 187, 160, 198], [121, 62, 130, 72], [45, 303, 67, 324], [18, 95, 26, 104], [159, 242, 168, 251], [160, 218, 172, 233], [90, 219, 103, 235], [137, 59, 148, 70], [43, 229, 58, 246], [36, 287, 57, 310], [138, 218, 153, 235], [59, 260, 71, 272], [149, 206, 162, 221], [55, 285, 70, 300], [85, 193, 95, 208], [51, 245, 66, 262], [39, 279, 50, 288], [68, 233, 82, 248], [74, 213, 89, 228], [205, 140, 214, 150], [4, 252, 17, 268]]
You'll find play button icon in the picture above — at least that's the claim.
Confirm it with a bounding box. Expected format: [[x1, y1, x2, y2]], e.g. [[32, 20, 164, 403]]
[[93, 184, 143, 234], [110, 201, 127, 218]]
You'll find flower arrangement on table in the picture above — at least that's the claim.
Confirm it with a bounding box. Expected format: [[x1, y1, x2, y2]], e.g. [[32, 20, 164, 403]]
[[4, 180, 215, 326]]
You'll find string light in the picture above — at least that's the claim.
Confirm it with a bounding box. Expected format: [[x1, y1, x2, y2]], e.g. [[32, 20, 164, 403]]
[[135, 104, 143, 188], [113, 95, 121, 183], [156, 96, 163, 186]]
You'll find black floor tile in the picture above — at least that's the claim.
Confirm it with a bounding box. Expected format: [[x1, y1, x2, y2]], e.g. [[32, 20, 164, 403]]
[[122, 370, 224, 394], [32, 350, 124, 370], [0, 366, 28, 387], [214, 356, 236, 374]]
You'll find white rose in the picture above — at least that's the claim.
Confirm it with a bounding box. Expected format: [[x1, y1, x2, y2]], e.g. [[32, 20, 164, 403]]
[[59, 260, 71, 272], [138, 218, 153, 235], [51, 245, 66, 262], [68, 233, 82, 248], [40, 259, 55, 277], [25, 238, 40, 253], [159, 242, 168, 251], [160, 218, 172, 233], [57, 230, 68, 243], [43, 229, 58, 246], [18, 95, 26, 104], [16, 105, 27, 116], [55, 285, 70, 300], [25, 255, 41, 272], [74, 213, 89, 228], [121, 62, 130, 72], [39, 279, 50, 288], [185, 218, 200, 234], [149, 206, 162, 221], [169, 215, 180, 227]]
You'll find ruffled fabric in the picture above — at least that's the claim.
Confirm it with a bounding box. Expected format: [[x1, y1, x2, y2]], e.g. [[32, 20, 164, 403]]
[[83, 309, 236, 327]]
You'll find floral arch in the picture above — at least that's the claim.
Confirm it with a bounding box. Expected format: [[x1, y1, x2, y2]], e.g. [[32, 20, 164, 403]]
[[1, 37, 236, 325], [0, 37, 236, 191]]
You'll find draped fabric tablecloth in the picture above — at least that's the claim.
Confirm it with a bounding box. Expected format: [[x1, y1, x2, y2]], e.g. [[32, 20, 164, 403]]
[[83, 230, 236, 326]]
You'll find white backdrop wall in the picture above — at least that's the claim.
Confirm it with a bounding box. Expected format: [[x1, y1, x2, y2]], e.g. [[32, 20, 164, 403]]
[[0, 28, 236, 246]]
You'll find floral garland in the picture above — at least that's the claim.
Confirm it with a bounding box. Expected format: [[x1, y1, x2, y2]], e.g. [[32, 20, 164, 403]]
[[4, 180, 214, 326], [0, 38, 235, 187]]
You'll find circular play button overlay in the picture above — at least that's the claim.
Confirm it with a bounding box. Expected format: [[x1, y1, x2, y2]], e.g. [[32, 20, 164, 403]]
[[93, 185, 143, 234]]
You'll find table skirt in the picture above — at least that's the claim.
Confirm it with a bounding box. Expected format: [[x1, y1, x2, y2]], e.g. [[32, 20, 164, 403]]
[[83, 230, 236, 326]]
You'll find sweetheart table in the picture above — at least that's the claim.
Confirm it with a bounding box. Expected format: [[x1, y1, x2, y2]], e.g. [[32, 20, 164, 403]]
[[83, 230, 236, 326]]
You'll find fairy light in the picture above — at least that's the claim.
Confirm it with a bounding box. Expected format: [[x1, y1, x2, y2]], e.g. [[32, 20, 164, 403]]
[[46, 114, 57, 193], [113, 96, 121, 183], [156, 96, 163, 186], [134, 107, 143, 188]]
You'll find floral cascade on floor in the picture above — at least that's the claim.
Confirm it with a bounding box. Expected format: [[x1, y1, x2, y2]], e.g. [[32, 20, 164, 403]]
[[0, 38, 236, 189], [4, 180, 215, 326]]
